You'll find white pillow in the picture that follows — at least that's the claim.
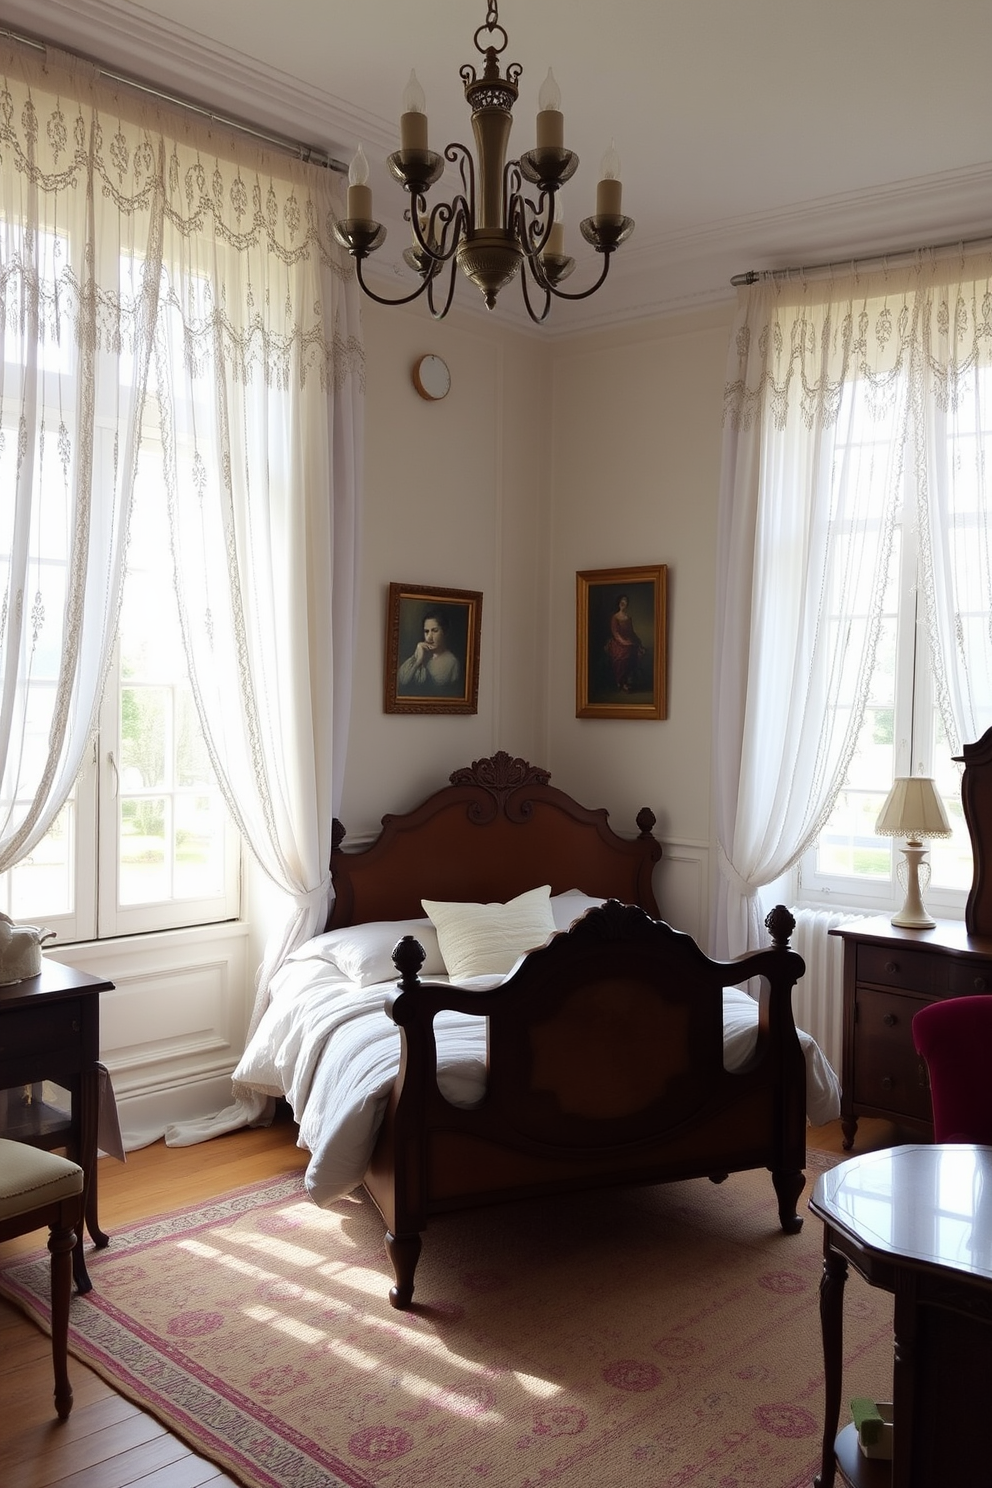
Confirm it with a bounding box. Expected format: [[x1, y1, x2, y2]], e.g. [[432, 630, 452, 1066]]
[[422, 885, 556, 980], [286, 918, 445, 987], [551, 889, 607, 931]]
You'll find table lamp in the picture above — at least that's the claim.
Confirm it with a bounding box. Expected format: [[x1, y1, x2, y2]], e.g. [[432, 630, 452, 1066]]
[[875, 776, 952, 928]]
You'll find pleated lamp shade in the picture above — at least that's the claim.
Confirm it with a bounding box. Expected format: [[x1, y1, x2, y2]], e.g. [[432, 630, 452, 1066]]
[[875, 777, 952, 843]]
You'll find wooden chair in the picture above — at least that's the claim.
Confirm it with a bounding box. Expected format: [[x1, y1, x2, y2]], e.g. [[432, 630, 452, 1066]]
[[0, 1138, 84, 1419]]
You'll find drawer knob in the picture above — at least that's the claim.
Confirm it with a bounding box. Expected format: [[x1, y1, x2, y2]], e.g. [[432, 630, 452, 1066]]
[[881, 1076, 894, 1091], [975, 978, 989, 992], [72, 1020, 80, 1033], [885, 961, 899, 974], [882, 1013, 898, 1027]]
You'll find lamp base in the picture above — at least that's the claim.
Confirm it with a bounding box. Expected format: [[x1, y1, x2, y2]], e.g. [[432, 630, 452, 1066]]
[[890, 840, 936, 929]]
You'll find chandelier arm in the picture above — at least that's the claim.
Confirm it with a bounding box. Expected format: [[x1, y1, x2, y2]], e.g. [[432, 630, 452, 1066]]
[[505, 177, 553, 257], [519, 260, 552, 324], [445, 143, 476, 221], [543, 250, 616, 302], [409, 193, 470, 265], [354, 257, 434, 308], [426, 255, 461, 319]]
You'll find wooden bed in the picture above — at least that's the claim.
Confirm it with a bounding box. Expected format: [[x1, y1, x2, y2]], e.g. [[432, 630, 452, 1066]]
[[327, 752, 809, 1309]]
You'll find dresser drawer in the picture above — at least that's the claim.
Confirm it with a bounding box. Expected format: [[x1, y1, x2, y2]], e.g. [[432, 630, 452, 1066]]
[[852, 988, 933, 1122], [946, 958, 992, 996], [0, 1000, 83, 1059], [856, 943, 940, 995]]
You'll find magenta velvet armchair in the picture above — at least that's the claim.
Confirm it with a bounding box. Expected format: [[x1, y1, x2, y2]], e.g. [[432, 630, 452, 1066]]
[[912, 995, 992, 1143]]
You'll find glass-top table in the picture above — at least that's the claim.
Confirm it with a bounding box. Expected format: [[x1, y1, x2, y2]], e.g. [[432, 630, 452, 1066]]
[[810, 1144, 992, 1488]]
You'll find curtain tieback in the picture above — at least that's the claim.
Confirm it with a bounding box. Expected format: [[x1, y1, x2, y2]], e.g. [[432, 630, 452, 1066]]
[[294, 875, 333, 918], [716, 841, 758, 899]]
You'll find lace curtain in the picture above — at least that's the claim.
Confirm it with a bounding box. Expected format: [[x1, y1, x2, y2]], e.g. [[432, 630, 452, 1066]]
[[0, 44, 364, 1135], [0, 47, 157, 872], [713, 252, 992, 957]]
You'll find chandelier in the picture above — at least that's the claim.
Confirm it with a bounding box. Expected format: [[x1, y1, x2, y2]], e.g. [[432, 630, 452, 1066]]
[[332, 0, 634, 323]]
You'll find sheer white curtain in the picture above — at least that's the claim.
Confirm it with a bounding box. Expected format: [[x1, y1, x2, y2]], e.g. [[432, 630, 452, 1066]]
[[713, 272, 913, 957], [715, 253, 992, 958], [916, 254, 992, 749], [148, 125, 364, 1138], [0, 47, 159, 873], [0, 45, 364, 1139]]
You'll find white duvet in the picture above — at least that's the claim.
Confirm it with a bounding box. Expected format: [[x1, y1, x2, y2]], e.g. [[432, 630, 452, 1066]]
[[234, 949, 842, 1209]]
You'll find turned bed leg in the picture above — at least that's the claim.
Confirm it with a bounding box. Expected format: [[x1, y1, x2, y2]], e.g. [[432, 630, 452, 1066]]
[[385, 1230, 422, 1309], [772, 1168, 805, 1233]]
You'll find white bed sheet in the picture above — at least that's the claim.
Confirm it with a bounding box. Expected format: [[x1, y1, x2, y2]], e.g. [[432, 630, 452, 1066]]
[[234, 953, 841, 1209]]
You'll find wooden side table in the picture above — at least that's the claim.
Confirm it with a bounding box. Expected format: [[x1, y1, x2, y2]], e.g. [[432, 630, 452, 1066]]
[[0, 959, 115, 1292], [810, 1143, 992, 1487], [831, 917, 992, 1149]]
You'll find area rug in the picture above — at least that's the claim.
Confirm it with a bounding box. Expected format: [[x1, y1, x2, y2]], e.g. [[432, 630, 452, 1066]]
[[0, 1162, 891, 1488]]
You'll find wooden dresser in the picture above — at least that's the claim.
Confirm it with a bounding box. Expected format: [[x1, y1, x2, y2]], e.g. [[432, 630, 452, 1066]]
[[832, 725, 992, 1151], [832, 916, 992, 1150]]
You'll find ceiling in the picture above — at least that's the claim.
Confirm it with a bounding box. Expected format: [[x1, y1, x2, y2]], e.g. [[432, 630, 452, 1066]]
[[5, 0, 992, 335]]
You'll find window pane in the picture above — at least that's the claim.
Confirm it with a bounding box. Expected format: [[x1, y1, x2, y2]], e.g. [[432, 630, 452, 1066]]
[[174, 794, 228, 898], [120, 794, 168, 905], [4, 800, 74, 920], [814, 607, 898, 884], [109, 434, 235, 927]]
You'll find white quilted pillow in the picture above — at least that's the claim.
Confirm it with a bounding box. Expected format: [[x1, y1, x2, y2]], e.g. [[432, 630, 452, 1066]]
[[286, 918, 445, 986], [422, 885, 556, 980]]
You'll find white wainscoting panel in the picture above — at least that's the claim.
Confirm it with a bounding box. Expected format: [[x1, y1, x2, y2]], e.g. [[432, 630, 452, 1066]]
[[655, 839, 709, 946], [46, 922, 250, 1143]]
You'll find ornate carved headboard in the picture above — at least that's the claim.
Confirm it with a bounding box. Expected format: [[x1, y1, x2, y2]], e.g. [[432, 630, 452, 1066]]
[[328, 751, 661, 929]]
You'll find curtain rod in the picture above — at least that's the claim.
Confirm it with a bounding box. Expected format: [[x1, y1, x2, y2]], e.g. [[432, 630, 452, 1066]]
[[0, 23, 348, 173], [731, 230, 992, 287]]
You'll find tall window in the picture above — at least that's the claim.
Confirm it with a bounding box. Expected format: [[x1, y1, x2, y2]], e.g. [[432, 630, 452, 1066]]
[[0, 423, 240, 944], [799, 505, 972, 914], [715, 258, 992, 956], [0, 43, 361, 1020]]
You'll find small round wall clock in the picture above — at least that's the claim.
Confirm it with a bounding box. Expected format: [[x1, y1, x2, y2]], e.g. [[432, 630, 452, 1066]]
[[412, 354, 451, 401]]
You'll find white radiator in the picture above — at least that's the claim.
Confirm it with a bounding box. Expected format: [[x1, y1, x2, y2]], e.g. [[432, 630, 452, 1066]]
[[789, 907, 868, 1078]]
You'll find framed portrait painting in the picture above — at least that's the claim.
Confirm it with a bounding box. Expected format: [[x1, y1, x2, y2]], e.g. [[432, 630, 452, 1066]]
[[576, 565, 667, 720], [385, 582, 483, 714]]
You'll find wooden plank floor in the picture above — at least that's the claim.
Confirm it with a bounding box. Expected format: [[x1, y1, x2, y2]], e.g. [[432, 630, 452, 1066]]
[[0, 1107, 308, 1488], [0, 1110, 895, 1488]]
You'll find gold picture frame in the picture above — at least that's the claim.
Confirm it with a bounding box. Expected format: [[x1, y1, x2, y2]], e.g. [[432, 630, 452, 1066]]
[[385, 582, 483, 715], [576, 565, 667, 719]]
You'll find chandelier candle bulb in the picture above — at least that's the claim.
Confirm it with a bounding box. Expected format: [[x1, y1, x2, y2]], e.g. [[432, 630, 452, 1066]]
[[544, 197, 565, 257], [596, 140, 623, 216], [536, 68, 563, 150], [347, 144, 372, 221], [400, 69, 429, 153]]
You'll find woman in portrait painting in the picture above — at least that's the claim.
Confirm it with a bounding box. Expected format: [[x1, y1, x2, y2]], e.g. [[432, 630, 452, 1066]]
[[603, 593, 645, 693], [397, 608, 463, 695]]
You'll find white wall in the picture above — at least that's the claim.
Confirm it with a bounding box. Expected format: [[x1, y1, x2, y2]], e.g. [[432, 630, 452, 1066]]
[[337, 298, 553, 840], [544, 305, 734, 940], [339, 298, 736, 939]]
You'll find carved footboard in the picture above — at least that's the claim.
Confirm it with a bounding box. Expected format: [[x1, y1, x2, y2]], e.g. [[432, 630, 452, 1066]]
[[363, 902, 807, 1308]]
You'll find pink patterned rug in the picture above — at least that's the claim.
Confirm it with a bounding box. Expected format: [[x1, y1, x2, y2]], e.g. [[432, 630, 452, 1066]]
[[0, 1160, 890, 1488]]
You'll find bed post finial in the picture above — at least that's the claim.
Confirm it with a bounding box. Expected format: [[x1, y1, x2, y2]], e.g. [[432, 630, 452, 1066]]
[[392, 934, 427, 987], [764, 904, 796, 947]]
